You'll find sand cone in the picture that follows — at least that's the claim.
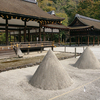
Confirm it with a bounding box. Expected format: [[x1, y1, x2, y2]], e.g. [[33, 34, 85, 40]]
[[74, 47, 100, 69], [29, 49, 72, 90]]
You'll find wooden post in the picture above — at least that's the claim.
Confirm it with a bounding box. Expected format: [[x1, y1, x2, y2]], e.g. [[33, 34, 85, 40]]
[[24, 21, 26, 42], [39, 23, 41, 41], [52, 29, 53, 41], [93, 36, 95, 46], [88, 35, 89, 46], [76, 36, 77, 45], [81, 36, 82, 45], [19, 30, 21, 42], [69, 36, 71, 46], [28, 29, 30, 42], [43, 28, 45, 41], [75, 47, 76, 58], [98, 36, 99, 45], [78, 36, 80, 46], [5, 18, 8, 45]]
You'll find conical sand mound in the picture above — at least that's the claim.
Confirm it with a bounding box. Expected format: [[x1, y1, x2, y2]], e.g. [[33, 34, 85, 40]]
[[29, 49, 72, 90], [74, 47, 100, 69]]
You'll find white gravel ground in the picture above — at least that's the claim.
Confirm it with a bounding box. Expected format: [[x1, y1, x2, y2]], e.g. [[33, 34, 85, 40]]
[[0, 57, 100, 100], [1, 46, 100, 100]]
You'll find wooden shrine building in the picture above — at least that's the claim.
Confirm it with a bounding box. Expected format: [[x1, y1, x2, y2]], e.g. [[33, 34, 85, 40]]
[[0, 0, 65, 45], [68, 14, 100, 46]]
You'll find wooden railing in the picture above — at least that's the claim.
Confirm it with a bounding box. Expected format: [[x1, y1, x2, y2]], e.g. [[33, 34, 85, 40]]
[[10, 41, 54, 49], [0, 46, 17, 59]]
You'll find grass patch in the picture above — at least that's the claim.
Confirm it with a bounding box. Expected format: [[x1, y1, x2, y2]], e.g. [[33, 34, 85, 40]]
[[0, 52, 80, 72]]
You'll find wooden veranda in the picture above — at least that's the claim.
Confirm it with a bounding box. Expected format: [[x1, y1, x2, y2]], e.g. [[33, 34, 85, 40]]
[[68, 14, 100, 46]]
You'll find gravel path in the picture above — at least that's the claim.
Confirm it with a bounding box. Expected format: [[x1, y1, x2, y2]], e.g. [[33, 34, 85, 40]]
[[0, 57, 100, 100]]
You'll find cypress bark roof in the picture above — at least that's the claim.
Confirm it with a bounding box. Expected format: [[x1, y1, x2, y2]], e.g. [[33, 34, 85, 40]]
[[69, 14, 100, 30], [0, 0, 64, 21], [43, 24, 69, 30]]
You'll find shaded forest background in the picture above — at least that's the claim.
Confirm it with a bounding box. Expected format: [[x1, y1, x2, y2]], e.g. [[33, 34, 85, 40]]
[[37, 0, 100, 26]]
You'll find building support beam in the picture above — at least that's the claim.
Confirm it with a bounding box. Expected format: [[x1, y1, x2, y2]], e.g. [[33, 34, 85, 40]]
[[98, 36, 99, 45], [24, 21, 26, 42], [69, 36, 71, 46], [43, 28, 45, 41], [5, 18, 8, 45], [76, 36, 77, 45], [93, 36, 95, 46], [19, 30, 21, 42], [81, 36, 82, 45], [52, 29, 53, 41], [39, 23, 41, 41], [28, 29, 30, 42], [88, 35, 89, 46], [78, 36, 80, 46]]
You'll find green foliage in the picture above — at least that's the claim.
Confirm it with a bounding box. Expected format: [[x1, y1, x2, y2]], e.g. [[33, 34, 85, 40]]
[[37, 0, 100, 43], [0, 33, 6, 43], [37, 0, 56, 12], [56, 13, 68, 26], [77, 0, 100, 20]]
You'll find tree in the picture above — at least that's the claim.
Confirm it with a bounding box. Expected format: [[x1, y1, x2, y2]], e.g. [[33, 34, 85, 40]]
[[76, 0, 100, 20], [37, 0, 56, 12], [56, 13, 68, 26]]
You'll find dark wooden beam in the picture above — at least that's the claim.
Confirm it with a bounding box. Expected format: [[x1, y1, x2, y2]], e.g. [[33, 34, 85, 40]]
[[19, 30, 21, 42], [78, 36, 80, 46], [76, 36, 77, 45], [28, 29, 30, 42], [43, 28, 45, 41], [81, 36, 82, 45], [98, 36, 99, 45], [39, 23, 41, 41], [93, 36, 95, 46], [51, 29, 53, 41], [24, 21, 26, 42], [5, 18, 8, 45], [88, 35, 89, 46], [69, 36, 71, 46]]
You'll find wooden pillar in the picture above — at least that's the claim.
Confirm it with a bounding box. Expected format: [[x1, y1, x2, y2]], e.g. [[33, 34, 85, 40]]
[[24, 21, 26, 42], [43, 28, 45, 41], [98, 36, 99, 45], [69, 36, 71, 46], [51, 29, 53, 41], [81, 36, 82, 45], [5, 18, 8, 45], [19, 30, 21, 42], [76, 36, 77, 45], [78, 36, 80, 46], [28, 29, 30, 42], [88, 35, 89, 46], [39, 23, 41, 41], [93, 36, 95, 46]]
